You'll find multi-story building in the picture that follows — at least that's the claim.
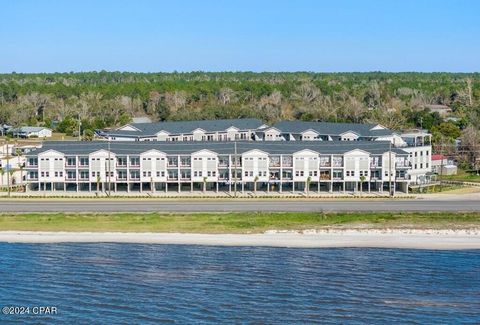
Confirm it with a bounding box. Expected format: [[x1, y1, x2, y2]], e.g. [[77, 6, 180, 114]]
[[98, 118, 432, 184], [98, 118, 267, 142], [25, 140, 412, 194]]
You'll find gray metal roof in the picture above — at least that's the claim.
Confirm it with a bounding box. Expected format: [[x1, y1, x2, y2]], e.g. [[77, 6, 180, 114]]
[[29, 141, 408, 156], [106, 118, 265, 137], [271, 121, 394, 137], [11, 126, 50, 133]]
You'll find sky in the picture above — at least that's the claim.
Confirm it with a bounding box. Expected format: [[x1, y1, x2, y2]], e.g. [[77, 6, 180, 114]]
[[1, 0, 479, 73]]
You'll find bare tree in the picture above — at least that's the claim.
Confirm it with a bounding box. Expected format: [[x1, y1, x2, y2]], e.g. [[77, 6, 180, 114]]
[[293, 82, 321, 104], [466, 78, 474, 107], [217, 88, 235, 106]]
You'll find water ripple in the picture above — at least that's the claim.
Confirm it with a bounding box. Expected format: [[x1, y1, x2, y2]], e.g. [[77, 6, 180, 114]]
[[0, 244, 479, 324]]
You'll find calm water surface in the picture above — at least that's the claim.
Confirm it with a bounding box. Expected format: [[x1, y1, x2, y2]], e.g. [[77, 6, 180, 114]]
[[0, 244, 479, 324]]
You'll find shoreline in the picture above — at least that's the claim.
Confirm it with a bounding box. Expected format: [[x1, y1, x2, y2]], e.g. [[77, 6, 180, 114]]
[[1, 229, 480, 250]]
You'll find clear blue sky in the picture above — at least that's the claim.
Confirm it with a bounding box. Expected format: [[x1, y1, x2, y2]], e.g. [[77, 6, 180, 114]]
[[1, 0, 479, 73]]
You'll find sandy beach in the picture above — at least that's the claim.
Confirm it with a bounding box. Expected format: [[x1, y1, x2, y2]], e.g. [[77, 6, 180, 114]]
[[1, 229, 479, 250]]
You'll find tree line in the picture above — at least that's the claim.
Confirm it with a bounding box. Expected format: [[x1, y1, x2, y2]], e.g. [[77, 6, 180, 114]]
[[0, 71, 479, 167]]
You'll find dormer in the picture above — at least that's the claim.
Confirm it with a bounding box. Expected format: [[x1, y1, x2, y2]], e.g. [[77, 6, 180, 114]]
[[300, 129, 320, 141], [192, 128, 206, 141], [339, 131, 360, 141]]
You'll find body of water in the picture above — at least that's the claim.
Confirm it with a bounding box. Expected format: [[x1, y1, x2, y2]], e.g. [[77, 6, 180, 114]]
[[0, 243, 479, 324]]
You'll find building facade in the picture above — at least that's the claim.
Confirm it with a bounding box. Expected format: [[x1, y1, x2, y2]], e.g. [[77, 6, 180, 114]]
[[98, 119, 432, 184], [25, 141, 412, 194]]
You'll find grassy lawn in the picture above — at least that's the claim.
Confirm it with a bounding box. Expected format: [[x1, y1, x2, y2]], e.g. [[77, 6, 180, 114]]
[[0, 212, 479, 233], [439, 169, 480, 183]]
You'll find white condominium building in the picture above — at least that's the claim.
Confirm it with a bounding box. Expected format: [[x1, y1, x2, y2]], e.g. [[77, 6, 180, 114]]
[[98, 118, 432, 184], [25, 141, 412, 194]]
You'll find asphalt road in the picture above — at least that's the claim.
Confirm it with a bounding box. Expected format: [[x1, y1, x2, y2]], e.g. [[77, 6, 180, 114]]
[[0, 199, 480, 213]]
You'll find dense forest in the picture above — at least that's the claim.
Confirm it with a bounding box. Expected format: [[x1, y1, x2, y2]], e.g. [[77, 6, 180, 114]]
[[0, 72, 479, 158]]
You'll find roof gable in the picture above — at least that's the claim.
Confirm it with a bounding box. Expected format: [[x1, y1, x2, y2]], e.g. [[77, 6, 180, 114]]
[[344, 149, 370, 156], [140, 149, 167, 156], [191, 149, 218, 156], [89, 149, 115, 157], [242, 149, 269, 156], [293, 149, 319, 156], [38, 149, 64, 156], [117, 124, 141, 132]]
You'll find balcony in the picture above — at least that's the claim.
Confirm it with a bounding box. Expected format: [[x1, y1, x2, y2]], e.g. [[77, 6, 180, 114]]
[[396, 162, 411, 168], [370, 163, 382, 168]]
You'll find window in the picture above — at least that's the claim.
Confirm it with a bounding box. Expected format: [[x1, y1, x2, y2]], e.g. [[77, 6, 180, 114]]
[[66, 157, 76, 166], [79, 157, 89, 166], [130, 157, 140, 166]]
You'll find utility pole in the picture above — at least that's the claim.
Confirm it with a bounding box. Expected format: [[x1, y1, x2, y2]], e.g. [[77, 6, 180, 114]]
[[440, 140, 444, 191], [6, 139, 10, 197], [107, 139, 111, 196], [389, 140, 392, 197], [78, 115, 81, 141], [234, 141, 237, 198]]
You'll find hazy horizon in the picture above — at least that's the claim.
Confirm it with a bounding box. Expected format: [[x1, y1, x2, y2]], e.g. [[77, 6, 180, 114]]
[[1, 0, 479, 73]]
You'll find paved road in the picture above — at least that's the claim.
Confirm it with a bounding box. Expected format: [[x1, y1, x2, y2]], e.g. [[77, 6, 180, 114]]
[[1, 199, 480, 213]]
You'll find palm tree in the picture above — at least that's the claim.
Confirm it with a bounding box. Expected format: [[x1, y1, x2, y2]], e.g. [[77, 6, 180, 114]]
[[19, 165, 25, 191], [96, 175, 101, 193], [306, 176, 312, 196], [359, 175, 366, 194], [0, 167, 4, 188], [203, 176, 208, 193], [8, 168, 16, 193], [253, 175, 259, 194]]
